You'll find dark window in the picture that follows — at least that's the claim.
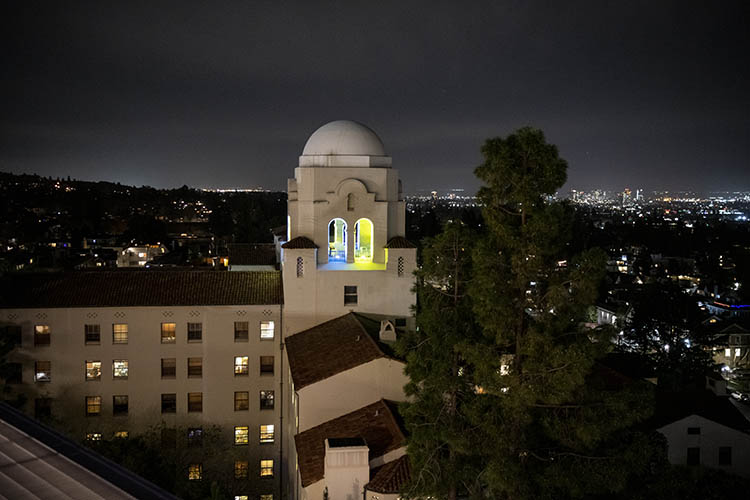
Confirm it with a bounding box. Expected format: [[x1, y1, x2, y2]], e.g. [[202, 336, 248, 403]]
[[188, 392, 202, 412], [260, 356, 274, 375], [4, 362, 22, 384], [85, 324, 100, 344], [113, 395, 128, 416], [187, 357, 202, 378], [161, 393, 176, 413], [3, 325, 22, 346], [234, 460, 249, 479], [34, 325, 50, 346], [161, 428, 176, 448], [35, 398, 52, 418], [235, 391, 249, 411], [188, 427, 203, 447], [344, 286, 358, 305], [161, 358, 176, 378], [687, 447, 700, 466], [187, 322, 202, 342], [687, 427, 701, 435], [719, 446, 732, 466], [394, 318, 407, 328], [235, 321, 249, 341], [260, 390, 274, 410]]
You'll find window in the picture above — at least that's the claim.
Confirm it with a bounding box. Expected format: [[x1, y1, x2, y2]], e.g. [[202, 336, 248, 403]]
[[260, 424, 274, 443], [188, 357, 202, 378], [188, 392, 202, 412], [86, 361, 101, 381], [161, 428, 176, 448], [260, 495, 273, 500], [395, 318, 407, 328], [187, 322, 202, 342], [235, 391, 249, 411], [735, 348, 742, 356], [188, 427, 203, 447], [260, 321, 274, 340], [162, 393, 176, 413], [328, 218, 347, 262], [3, 325, 22, 346], [687, 427, 701, 435], [260, 390, 274, 410], [86, 396, 101, 416], [235, 356, 249, 376], [687, 447, 700, 465], [161, 358, 176, 378], [114, 431, 129, 439], [296, 256, 303, 277], [719, 446, 732, 466], [397, 256, 405, 276], [113, 395, 128, 416], [5, 363, 22, 384], [235, 496, 249, 500], [260, 459, 273, 477], [725, 348, 732, 357], [35, 361, 51, 382], [344, 286, 358, 305], [35, 398, 51, 418], [354, 218, 373, 263], [161, 323, 176, 343], [34, 325, 50, 346], [86, 433, 102, 442], [235, 321, 249, 341], [85, 324, 100, 344], [188, 463, 202, 480], [234, 460, 249, 479], [260, 356, 274, 375], [113, 360, 128, 379], [347, 192, 355, 211], [234, 426, 249, 445], [113, 323, 128, 344]]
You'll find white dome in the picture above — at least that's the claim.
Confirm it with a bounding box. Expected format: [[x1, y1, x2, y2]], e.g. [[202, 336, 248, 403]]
[[302, 120, 386, 156]]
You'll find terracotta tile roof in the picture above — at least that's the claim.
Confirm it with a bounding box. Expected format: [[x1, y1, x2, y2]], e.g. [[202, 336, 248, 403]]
[[0, 271, 282, 308], [384, 236, 416, 249], [285, 313, 389, 389], [281, 236, 318, 249], [366, 455, 411, 494], [294, 400, 406, 487], [228, 243, 277, 266]]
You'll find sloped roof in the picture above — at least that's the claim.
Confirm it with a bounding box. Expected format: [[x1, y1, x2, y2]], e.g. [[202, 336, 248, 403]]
[[228, 243, 277, 266], [285, 313, 395, 390], [366, 455, 411, 494], [281, 236, 318, 249], [294, 400, 406, 487], [653, 390, 750, 434], [0, 271, 282, 308], [384, 236, 416, 249]]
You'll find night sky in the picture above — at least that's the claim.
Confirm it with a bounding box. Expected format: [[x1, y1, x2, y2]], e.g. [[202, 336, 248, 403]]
[[2, 1, 748, 194]]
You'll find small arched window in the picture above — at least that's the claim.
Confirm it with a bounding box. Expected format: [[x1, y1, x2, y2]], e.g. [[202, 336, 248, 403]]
[[296, 256, 303, 277], [397, 256, 404, 276], [354, 218, 373, 263], [347, 193, 355, 211], [328, 218, 347, 262]]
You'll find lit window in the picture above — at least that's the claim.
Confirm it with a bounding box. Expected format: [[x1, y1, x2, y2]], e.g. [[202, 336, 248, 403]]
[[113, 323, 128, 344], [260, 495, 273, 500], [735, 348, 741, 356], [85, 324, 100, 344], [86, 433, 102, 442], [114, 431, 129, 439], [260, 425, 274, 443], [344, 285, 358, 305], [260, 321, 274, 340], [86, 396, 101, 416], [260, 390, 274, 410], [86, 360, 101, 381], [235, 321, 249, 341], [35, 361, 51, 382], [234, 460, 249, 479], [113, 360, 128, 379], [113, 395, 128, 415], [188, 427, 203, 447], [34, 325, 50, 346], [328, 218, 347, 262], [725, 348, 732, 357], [188, 392, 203, 412], [188, 322, 202, 342], [235, 391, 249, 411], [161, 393, 176, 413], [235, 426, 249, 445], [161, 323, 176, 343], [161, 358, 176, 378], [235, 356, 249, 376], [354, 218, 373, 263], [260, 459, 273, 477], [188, 357, 202, 378], [188, 463, 203, 480], [260, 356, 274, 375], [235, 496, 249, 500]]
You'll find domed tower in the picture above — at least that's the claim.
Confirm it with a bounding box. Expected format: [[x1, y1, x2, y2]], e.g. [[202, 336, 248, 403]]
[[281, 120, 416, 335]]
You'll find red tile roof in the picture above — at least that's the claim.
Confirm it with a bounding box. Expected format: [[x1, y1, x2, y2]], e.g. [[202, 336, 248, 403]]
[[281, 236, 318, 249], [366, 455, 411, 494], [384, 236, 416, 249], [294, 400, 406, 487], [0, 271, 282, 308]]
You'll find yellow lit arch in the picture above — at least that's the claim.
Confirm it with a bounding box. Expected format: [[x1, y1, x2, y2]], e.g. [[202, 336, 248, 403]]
[[354, 218, 373, 263]]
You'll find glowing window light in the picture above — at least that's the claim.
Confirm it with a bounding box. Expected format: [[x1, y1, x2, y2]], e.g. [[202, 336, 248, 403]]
[[354, 218, 373, 263], [328, 218, 347, 262]]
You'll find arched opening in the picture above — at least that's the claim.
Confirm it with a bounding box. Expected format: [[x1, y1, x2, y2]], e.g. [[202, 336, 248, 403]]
[[354, 218, 373, 263], [328, 218, 347, 262]]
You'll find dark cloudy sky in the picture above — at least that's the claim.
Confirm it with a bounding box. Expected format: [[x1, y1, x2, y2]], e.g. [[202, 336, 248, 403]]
[[2, 1, 748, 194]]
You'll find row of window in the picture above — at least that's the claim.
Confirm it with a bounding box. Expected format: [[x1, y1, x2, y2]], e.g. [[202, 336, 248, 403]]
[[723, 347, 743, 357], [686, 446, 732, 466], [30, 356, 274, 383], [188, 460, 274, 481], [76, 390, 275, 416], [29, 321, 275, 346]]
